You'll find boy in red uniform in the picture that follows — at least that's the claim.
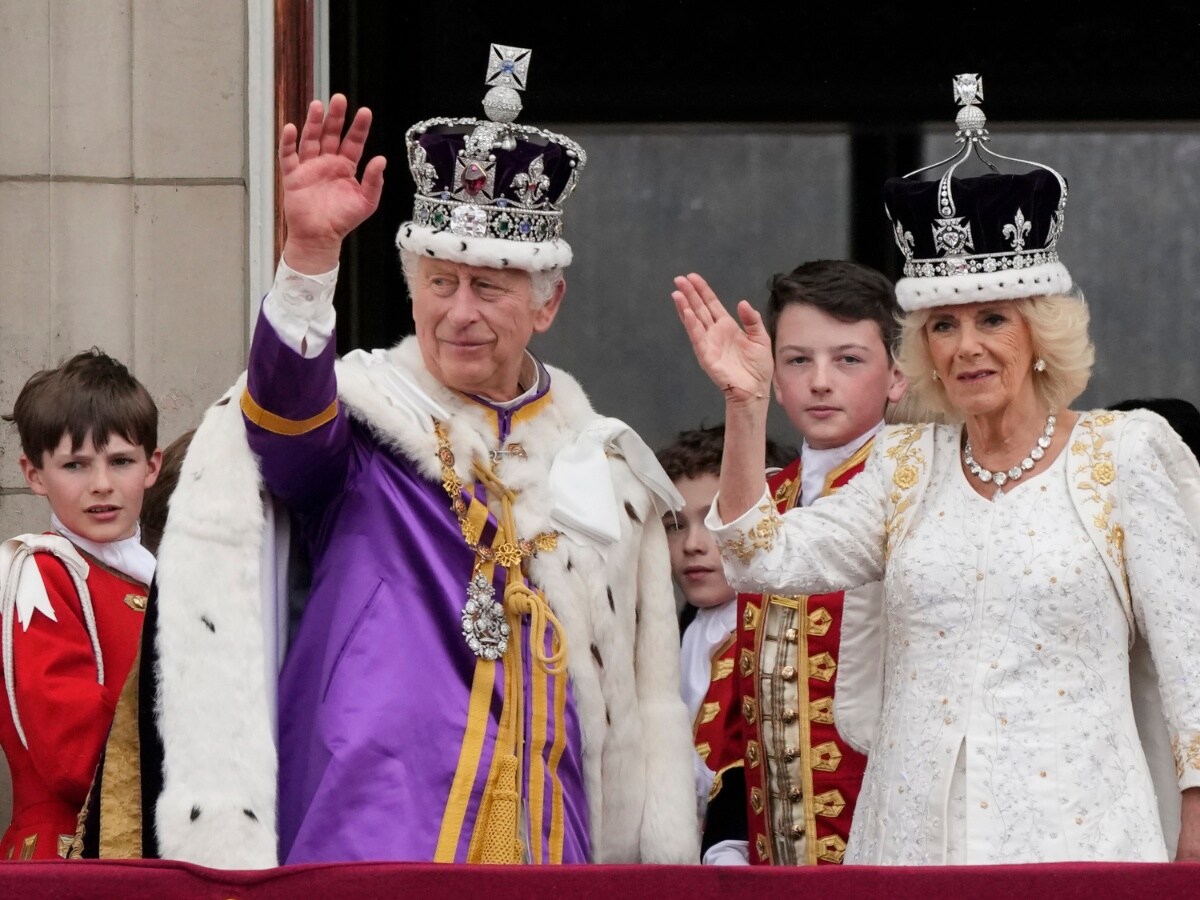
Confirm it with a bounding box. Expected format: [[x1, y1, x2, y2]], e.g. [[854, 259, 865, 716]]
[[657, 424, 791, 858], [0, 349, 160, 860], [672, 260, 906, 865]]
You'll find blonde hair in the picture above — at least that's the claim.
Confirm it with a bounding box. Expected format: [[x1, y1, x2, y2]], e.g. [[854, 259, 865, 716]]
[[896, 291, 1094, 419]]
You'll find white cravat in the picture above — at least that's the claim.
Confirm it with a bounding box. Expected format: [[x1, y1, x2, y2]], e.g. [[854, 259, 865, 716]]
[[51, 514, 156, 587], [799, 421, 884, 506], [679, 597, 738, 723]]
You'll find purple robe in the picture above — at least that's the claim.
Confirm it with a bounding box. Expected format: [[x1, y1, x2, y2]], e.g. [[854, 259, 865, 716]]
[[245, 313, 590, 863]]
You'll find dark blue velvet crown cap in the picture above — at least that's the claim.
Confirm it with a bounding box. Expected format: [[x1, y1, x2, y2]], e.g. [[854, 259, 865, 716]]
[[883, 167, 1073, 310]]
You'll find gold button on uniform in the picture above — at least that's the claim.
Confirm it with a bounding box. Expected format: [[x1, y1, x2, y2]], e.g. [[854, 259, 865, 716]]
[[747, 740, 760, 767], [739, 649, 755, 678], [742, 696, 757, 724], [750, 788, 764, 814]]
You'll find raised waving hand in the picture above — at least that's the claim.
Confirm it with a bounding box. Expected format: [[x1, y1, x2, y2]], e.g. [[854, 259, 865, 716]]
[[671, 273, 773, 522], [279, 93, 387, 274], [671, 273, 773, 405]]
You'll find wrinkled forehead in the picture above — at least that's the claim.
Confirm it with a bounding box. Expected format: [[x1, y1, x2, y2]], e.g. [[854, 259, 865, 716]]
[[417, 255, 532, 285], [927, 298, 1027, 320]]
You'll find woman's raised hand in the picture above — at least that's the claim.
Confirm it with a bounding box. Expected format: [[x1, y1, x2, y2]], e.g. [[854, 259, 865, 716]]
[[672, 273, 774, 405]]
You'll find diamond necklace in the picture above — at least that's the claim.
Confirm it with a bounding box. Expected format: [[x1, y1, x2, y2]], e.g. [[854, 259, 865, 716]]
[[963, 413, 1056, 488]]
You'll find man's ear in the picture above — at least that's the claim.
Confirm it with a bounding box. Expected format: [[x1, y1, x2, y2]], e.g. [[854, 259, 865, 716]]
[[19, 454, 47, 497], [532, 278, 566, 334]]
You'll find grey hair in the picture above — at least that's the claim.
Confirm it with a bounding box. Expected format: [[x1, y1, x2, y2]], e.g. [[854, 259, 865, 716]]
[[398, 249, 563, 309]]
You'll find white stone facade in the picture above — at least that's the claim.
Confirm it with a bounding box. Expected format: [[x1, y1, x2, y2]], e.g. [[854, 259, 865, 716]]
[[0, 0, 251, 832]]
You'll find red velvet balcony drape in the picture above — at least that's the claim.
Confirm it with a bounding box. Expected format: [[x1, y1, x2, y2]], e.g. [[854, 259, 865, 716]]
[[2, 859, 1197, 899]]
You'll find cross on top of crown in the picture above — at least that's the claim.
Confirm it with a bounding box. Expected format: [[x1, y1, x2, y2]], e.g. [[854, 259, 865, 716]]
[[953, 73, 983, 108], [485, 44, 531, 92]]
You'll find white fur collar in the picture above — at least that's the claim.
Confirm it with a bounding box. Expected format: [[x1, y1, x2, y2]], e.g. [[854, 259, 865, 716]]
[[335, 337, 682, 549]]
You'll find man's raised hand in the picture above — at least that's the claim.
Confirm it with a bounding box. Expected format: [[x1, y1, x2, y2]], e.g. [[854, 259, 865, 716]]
[[279, 93, 387, 274]]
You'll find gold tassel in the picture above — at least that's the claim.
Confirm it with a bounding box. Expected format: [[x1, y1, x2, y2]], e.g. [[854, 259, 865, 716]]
[[476, 754, 523, 863]]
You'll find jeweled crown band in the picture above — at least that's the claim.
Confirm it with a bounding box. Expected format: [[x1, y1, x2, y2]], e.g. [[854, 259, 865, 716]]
[[903, 248, 1060, 279], [413, 196, 564, 243]]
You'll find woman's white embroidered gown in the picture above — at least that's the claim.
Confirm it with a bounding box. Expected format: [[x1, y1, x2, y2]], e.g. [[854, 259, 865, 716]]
[[709, 413, 1200, 864]]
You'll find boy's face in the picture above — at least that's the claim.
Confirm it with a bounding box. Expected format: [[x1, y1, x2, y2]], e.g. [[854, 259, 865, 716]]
[[21, 432, 162, 544], [663, 473, 735, 610], [772, 304, 907, 450]]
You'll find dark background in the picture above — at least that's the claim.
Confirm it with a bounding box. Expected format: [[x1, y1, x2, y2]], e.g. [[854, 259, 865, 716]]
[[327, 2, 1200, 352]]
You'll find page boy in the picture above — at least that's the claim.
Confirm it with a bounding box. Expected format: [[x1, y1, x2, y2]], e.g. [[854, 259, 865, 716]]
[[674, 259, 906, 865], [657, 423, 792, 858], [0, 348, 160, 860]]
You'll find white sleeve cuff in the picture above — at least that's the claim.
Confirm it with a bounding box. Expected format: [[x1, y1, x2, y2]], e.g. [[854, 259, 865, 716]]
[[261, 256, 339, 358], [703, 486, 772, 532], [702, 839, 750, 866]]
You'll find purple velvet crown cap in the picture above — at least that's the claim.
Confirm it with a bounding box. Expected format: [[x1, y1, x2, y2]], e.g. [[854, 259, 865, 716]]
[[396, 44, 586, 273]]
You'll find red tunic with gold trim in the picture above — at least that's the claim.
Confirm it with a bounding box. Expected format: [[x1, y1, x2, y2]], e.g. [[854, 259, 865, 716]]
[[691, 629, 742, 812], [0, 547, 147, 861], [738, 444, 872, 865]]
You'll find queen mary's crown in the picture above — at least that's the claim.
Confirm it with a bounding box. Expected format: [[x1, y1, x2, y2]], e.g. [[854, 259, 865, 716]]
[[396, 44, 587, 273], [883, 74, 1072, 312]]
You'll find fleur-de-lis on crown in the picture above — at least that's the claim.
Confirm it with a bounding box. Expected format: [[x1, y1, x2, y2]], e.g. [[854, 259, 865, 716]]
[[410, 144, 438, 195], [1047, 210, 1066, 247], [512, 155, 551, 207], [1002, 208, 1032, 251], [892, 219, 915, 258]]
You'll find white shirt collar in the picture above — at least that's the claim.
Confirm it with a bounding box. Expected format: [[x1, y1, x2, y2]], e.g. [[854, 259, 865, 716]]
[[50, 513, 156, 587], [799, 420, 884, 506], [478, 351, 545, 411]]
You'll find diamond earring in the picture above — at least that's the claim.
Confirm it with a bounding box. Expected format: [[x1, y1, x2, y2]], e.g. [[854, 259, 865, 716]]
[[931, 369, 940, 382], [1034, 358, 1047, 372]]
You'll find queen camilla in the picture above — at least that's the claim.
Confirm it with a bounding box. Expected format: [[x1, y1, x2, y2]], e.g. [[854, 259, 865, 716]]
[[672, 74, 1200, 865]]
